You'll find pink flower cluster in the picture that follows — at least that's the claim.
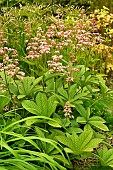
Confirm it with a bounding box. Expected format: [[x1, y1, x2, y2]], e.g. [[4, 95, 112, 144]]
[[0, 30, 25, 78], [63, 101, 74, 119], [47, 53, 78, 83]]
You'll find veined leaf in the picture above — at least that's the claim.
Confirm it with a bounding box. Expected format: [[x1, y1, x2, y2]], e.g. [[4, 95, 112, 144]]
[[89, 121, 109, 131], [36, 92, 47, 115], [22, 100, 39, 115], [88, 116, 106, 123], [30, 76, 43, 89], [0, 95, 11, 112], [95, 146, 113, 168], [56, 135, 73, 150], [82, 138, 103, 152], [76, 116, 87, 124], [78, 131, 93, 150], [58, 87, 68, 99], [18, 77, 35, 95], [74, 104, 89, 119], [69, 84, 77, 100]]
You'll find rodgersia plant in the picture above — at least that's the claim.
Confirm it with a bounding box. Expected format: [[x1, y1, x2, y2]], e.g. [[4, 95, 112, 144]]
[[0, 3, 113, 170], [0, 30, 25, 111]]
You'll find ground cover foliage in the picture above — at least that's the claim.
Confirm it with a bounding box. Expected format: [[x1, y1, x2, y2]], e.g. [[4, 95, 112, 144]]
[[0, 1, 113, 170]]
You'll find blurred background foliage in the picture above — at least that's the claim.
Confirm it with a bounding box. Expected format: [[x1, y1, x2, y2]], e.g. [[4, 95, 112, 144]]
[[0, 0, 113, 12]]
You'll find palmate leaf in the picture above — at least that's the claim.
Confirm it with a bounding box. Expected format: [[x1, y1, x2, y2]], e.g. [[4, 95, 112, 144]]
[[76, 116, 87, 124], [22, 94, 56, 117], [18, 77, 35, 95], [56, 131, 102, 155], [17, 76, 43, 97], [88, 116, 106, 123], [94, 146, 113, 168], [78, 130, 93, 150], [58, 87, 68, 99], [35, 93, 57, 117], [30, 76, 43, 91], [56, 135, 74, 150], [69, 84, 77, 100]]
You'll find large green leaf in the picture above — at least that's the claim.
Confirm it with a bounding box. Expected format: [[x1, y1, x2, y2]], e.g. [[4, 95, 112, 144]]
[[95, 146, 113, 168], [88, 116, 106, 123], [89, 121, 109, 131], [58, 87, 68, 99], [18, 77, 35, 95], [56, 135, 74, 150], [36, 93, 57, 117], [56, 131, 102, 155], [0, 95, 11, 112], [82, 138, 103, 152], [74, 104, 89, 119], [18, 76, 43, 97], [76, 116, 87, 124], [78, 130, 93, 150], [22, 100, 39, 115], [36, 92, 47, 115]]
